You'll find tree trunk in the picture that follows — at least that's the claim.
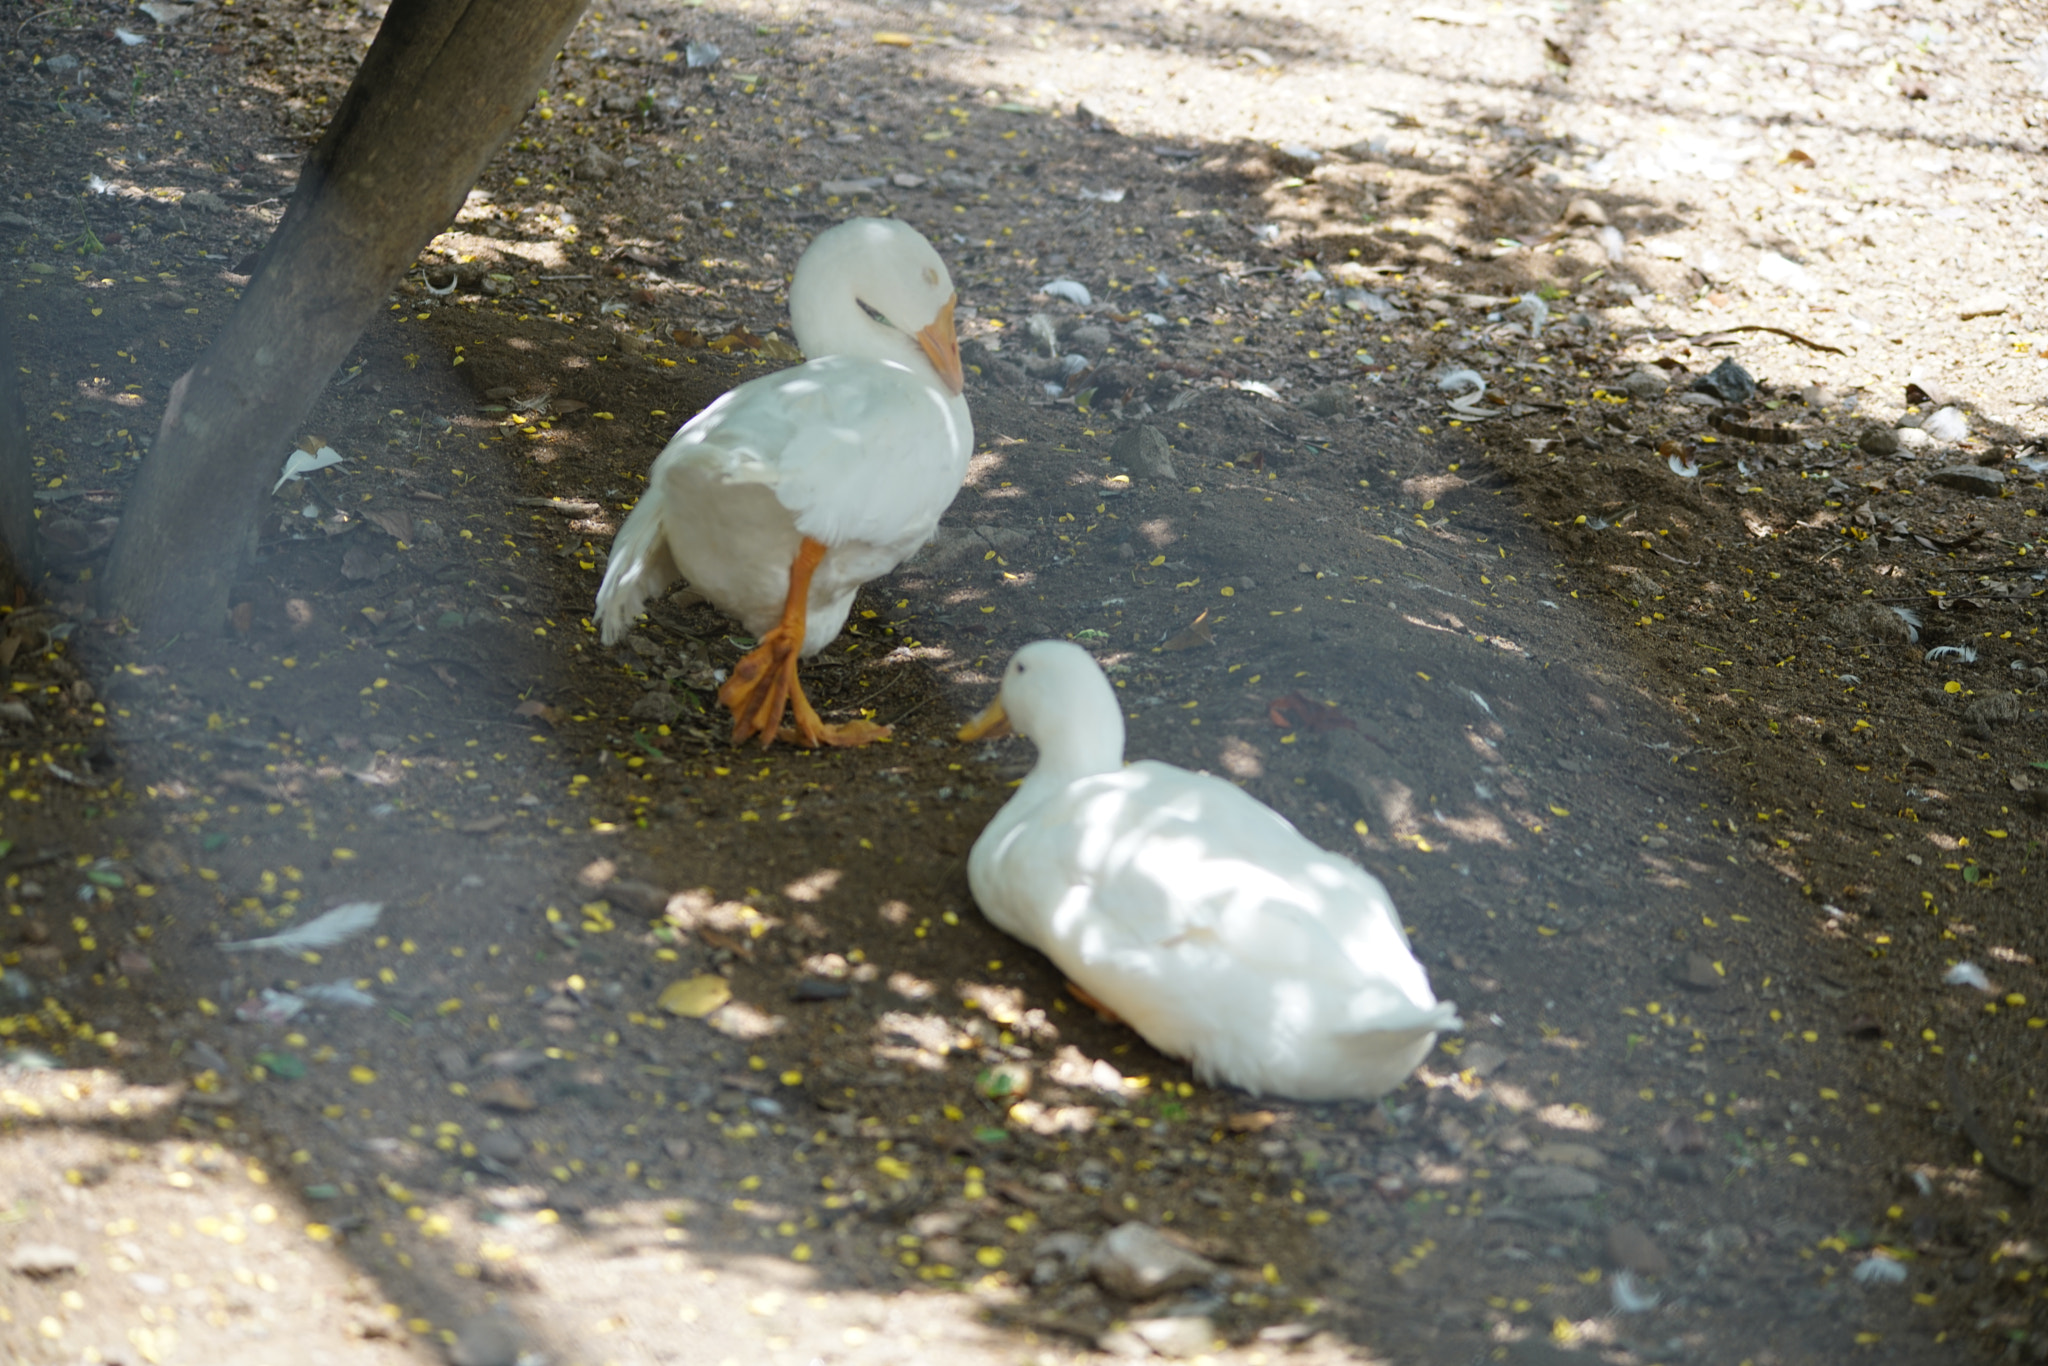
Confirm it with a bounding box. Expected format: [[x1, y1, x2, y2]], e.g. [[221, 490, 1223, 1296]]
[[0, 305, 34, 602], [99, 0, 589, 638]]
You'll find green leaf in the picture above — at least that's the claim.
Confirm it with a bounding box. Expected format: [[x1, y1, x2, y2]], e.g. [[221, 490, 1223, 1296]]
[[302, 1183, 340, 1200], [202, 833, 229, 852], [973, 1126, 1011, 1144], [86, 869, 125, 888], [0, 840, 12, 860], [256, 1051, 306, 1079]]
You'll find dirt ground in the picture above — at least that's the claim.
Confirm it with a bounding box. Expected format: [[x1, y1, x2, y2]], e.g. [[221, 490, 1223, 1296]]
[[3, 0, 2046, 1363]]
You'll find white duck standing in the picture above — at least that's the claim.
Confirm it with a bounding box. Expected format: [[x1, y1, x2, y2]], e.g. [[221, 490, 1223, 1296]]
[[596, 217, 972, 747], [959, 641, 1462, 1101]]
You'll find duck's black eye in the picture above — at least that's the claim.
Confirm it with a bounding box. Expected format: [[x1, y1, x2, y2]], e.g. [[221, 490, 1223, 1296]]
[[856, 298, 891, 327]]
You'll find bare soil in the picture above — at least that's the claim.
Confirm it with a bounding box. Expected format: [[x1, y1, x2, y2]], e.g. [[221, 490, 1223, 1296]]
[[3, 1, 2045, 1364]]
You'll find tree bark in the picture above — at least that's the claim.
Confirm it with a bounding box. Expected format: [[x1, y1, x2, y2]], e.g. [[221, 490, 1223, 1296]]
[[0, 305, 34, 602], [99, 0, 589, 638]]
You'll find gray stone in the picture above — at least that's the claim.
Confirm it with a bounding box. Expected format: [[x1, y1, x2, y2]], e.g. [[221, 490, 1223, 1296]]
[[1689, 358, 1756, 405], [1303, 384, 1352, 417], [1672, 951, 1722, 991], [1965, 694, 2020, 727], [7, 1243, 80, 1277], [1066, 323, 1113, 355], [1506, 1164, 1602, 1199], [1131, 1316, 1218, 1358], [1562, 195, 1609, 226], [1894, 426, 1931, 450], [1111, 425, 1177, 481], [1619, 367, 1668, 400], [181, 190, 230, 214], [1857, 426, 1900, 456], [450, 1314, 523, 1366], [1957, 292, 2009, 320], [1927, 465, 2004, 496], [477, 1129, 525, 1165], [1084, 1222, 1218, 1299], [629, 689, 683, 723], [1922, 405, 1970, 443]]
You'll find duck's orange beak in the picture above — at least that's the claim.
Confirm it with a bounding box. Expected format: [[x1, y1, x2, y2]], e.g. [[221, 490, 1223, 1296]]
[[956, 696, 1011, 742], [916, 294, 965, 396]]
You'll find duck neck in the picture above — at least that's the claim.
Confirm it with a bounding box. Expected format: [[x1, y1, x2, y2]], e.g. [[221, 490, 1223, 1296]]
[[1024, 692, 1127, 788], [789, 260, 930, 374]]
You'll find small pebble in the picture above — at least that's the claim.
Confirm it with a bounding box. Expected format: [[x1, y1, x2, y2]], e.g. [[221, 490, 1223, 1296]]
[[1927, 465, 2004, 496], [1620, 367, 1668, 399], [1689, 358, 1756, 405], [1894, 426, 1931, 451], [1067, 323, 1113, 355], [1130, 1316, 1217, 1358], [450, 1315, 524, 1366], [1957, 292, 2009, 320], [1110, 425, 1177, 481], [478, 1130, 526, 1165], [1858, 426, 1900, 456], [7, 1243, 80, 1278], [1922, 405, 1970, 443], [1084, 1222, 1218, 1299], [629, 690, 682, 724], [1303, 384, 1351, 417], [1506, 1164, 1601, 1199], [1673, 951, 1722, 991]]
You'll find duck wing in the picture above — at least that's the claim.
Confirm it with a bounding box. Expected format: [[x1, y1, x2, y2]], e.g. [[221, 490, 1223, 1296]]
[[664, 355, 970, 547], [596, 355, 970, 644], [980, 763, 1429, 1000]]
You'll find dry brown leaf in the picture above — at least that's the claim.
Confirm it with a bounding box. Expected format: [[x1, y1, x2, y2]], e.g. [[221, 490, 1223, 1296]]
[[513, 699, 563, 727], [1226, 1110, 1283, 1134], [1267, 691, 1357, 733], [708, 327, 766, 353], [476, 1077, 538, 1112], [340, 545, 388, 580], [1161, 609, 1215, 652], [363, 507, 413, 541]]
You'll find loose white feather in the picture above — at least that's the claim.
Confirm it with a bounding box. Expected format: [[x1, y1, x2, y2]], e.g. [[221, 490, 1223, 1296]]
[[219, 901, 382, 954]]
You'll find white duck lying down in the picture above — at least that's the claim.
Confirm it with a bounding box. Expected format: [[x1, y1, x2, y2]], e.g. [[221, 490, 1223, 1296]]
[[595, 217, 973, 747], [959, 640, 1462, 1101]]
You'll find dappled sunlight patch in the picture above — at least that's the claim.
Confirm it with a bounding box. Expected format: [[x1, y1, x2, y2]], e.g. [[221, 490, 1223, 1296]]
[[781, 867, 842, 903], [1431, 806, 1515, 849], [1535, 1103, 1606, 1134]]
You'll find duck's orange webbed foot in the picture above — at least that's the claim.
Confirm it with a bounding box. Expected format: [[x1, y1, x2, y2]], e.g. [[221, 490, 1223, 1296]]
[[714, 537, 893, 749]]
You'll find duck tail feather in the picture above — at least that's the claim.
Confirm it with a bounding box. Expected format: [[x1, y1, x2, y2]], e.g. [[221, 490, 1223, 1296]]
[[594, 498, 679, 645]]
